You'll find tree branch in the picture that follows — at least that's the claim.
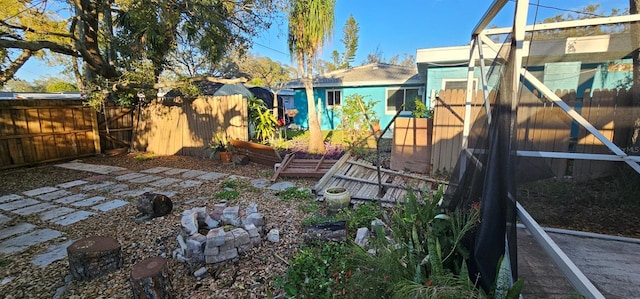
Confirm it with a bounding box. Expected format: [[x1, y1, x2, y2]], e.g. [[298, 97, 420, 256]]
[[0, 39, 78, 56], [0, 49, 33, 84]]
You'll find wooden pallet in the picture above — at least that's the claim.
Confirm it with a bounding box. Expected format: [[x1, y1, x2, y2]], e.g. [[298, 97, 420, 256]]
[[270, 153, 339, 181], [313, 151, 448, 205]]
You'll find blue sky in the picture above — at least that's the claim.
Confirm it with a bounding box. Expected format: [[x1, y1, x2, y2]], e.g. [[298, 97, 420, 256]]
[[14, 0, 628, 82]]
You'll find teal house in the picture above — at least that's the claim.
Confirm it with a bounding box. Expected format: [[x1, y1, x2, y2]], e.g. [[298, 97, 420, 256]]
[[288, 63, 425, 131], [416, 33, 634, 101]]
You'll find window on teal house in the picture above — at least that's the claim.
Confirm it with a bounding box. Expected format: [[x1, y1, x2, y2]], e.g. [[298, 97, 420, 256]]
[[442, 78, 478, 90], [385, 87, 420, 114], [327, 90, 342, 108]]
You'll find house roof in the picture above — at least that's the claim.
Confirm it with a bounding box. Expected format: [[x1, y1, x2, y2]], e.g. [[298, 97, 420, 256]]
[[164, 81, 253, 98], [416, 34, 633, 74], [288, 63, 424, 89]]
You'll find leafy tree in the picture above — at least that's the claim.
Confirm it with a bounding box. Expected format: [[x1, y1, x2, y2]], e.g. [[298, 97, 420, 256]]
[[288, 0, 336, 153], [240, 54, 294, 113], [45, 81, 78, 92], [1, 0, 277, 103], [2, 79, 39, 92], [326, 14, 359, 71], [531, 4, 627, 40]]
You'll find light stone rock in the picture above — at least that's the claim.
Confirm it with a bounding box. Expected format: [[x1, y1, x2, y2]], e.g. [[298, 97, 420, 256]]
[[219, 231, 236, 251], [194, 267, 208, 279], [180, 211, 198, 235], [244, 213, 264, 227], [245, 203, 258, 215], [355, 227, 370, 248], [267, 229, 280, 243], [206, 228, 226, 247], [231, 228, 250, 246], [244, 224, 260, 238], [204, 245, 219, 256]]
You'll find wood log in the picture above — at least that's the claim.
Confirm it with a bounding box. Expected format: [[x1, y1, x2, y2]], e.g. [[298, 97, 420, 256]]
[[137, 192, 173, 217], [302, 221, 347, 243], [67, 236, 122, 281], [130, 257, 174, 299]]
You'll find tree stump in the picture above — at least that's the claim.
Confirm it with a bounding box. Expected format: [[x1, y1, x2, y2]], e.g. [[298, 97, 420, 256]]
[[137, 192, 173, 217], [67, 236, 123, 280], [130, 256, 174, 299]]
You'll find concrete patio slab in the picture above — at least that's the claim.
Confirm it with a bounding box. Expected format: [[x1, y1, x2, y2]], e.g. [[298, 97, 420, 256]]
[[115, 172, 147, 181], [12, 202, 57, 216], [128, 174, 164, 184], [102, 183, 129, 193], [49, 211, 94, 226], [0, 214, 11, 225], [163, 168, 189, 175], [56, 180, 89, 189], [148, 178, 182, 187], [80, 181, 116, 191], [141, 167, 173, 174], [550, 231, 640, 298], [23, 187, 59, 197], [113, 187, 156, 197], [91, 200, 129, 212], [0, 223, 36, 240], [0, 194, 23, 203], [0, 198, 41, 212], [70, 196, 106, 207], [177, 180, 202, 188], [32, 240, 75, 268], [197, 172, 227, 181], [54, 194, 86, 204], [55, 162, 126, 174], [40, 207, 76, 221], [0, 228, 62, 255], [268, 181, 295, 191], [37, 190, 72, 201], [181, 170, 209, 178]]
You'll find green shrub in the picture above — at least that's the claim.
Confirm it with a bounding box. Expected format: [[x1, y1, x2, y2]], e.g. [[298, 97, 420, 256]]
[[280, 187, 312, 201], [214, 189, 239, 200], [278, 242, 352, 298]]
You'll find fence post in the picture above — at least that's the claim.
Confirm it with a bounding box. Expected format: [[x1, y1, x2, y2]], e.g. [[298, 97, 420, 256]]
[[90, 108, 102, 154]]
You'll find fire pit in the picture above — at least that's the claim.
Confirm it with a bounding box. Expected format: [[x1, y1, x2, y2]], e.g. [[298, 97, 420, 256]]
[[174, 203, 264, 264]]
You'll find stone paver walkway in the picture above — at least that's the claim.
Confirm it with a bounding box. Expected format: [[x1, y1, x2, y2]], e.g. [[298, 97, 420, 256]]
[[0, 162, 294, 269]]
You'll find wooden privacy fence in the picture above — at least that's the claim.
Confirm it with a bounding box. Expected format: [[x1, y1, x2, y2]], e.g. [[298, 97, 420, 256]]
[[132, 94, 249, 157], [98, 103, 134, 153], [430, 88, 637, 180], [0, 99, 99, 169]]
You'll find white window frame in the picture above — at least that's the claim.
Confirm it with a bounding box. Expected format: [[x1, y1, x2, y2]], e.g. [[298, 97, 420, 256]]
[[326, 89, 342, 108], [385, 87, 421, 114], [441, 78, 478, 91]]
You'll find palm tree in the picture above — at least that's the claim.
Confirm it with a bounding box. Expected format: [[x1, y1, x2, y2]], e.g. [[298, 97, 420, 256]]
[[288, 0, 336, 153]]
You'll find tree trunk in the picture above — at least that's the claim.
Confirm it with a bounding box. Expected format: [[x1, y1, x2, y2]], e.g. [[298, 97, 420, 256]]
[[130, 257, 174, 299], [67, 236, 123, 281], [301, 56, 326, 154]]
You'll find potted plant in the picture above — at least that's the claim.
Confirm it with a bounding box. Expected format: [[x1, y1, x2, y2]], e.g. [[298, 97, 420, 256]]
[[207, 132, 233, 163]]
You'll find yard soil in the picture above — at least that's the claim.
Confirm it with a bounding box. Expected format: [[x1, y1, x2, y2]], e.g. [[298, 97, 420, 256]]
[[1, 150, 639, 298]]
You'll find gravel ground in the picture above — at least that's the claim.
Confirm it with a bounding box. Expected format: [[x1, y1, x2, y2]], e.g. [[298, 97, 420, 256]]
[[0, 153, 319, 299]]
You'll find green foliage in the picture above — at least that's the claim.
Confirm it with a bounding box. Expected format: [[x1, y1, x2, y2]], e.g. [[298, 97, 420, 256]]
[[338, 94, 379, 150], [45, 81, 78, 93], [340, 203, 382, 231], [280, 187, 312, 201], [298, 200, 319, 214], [301, 214, 346, 227], [206, 132, 233, 159], [248, 96, 278, 143], [342, 185, 482, 298], [214, 189, 239, 200], [411, 98, 433, 118], [279, 242, 351, 298], [133, 153, 155, 161]]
